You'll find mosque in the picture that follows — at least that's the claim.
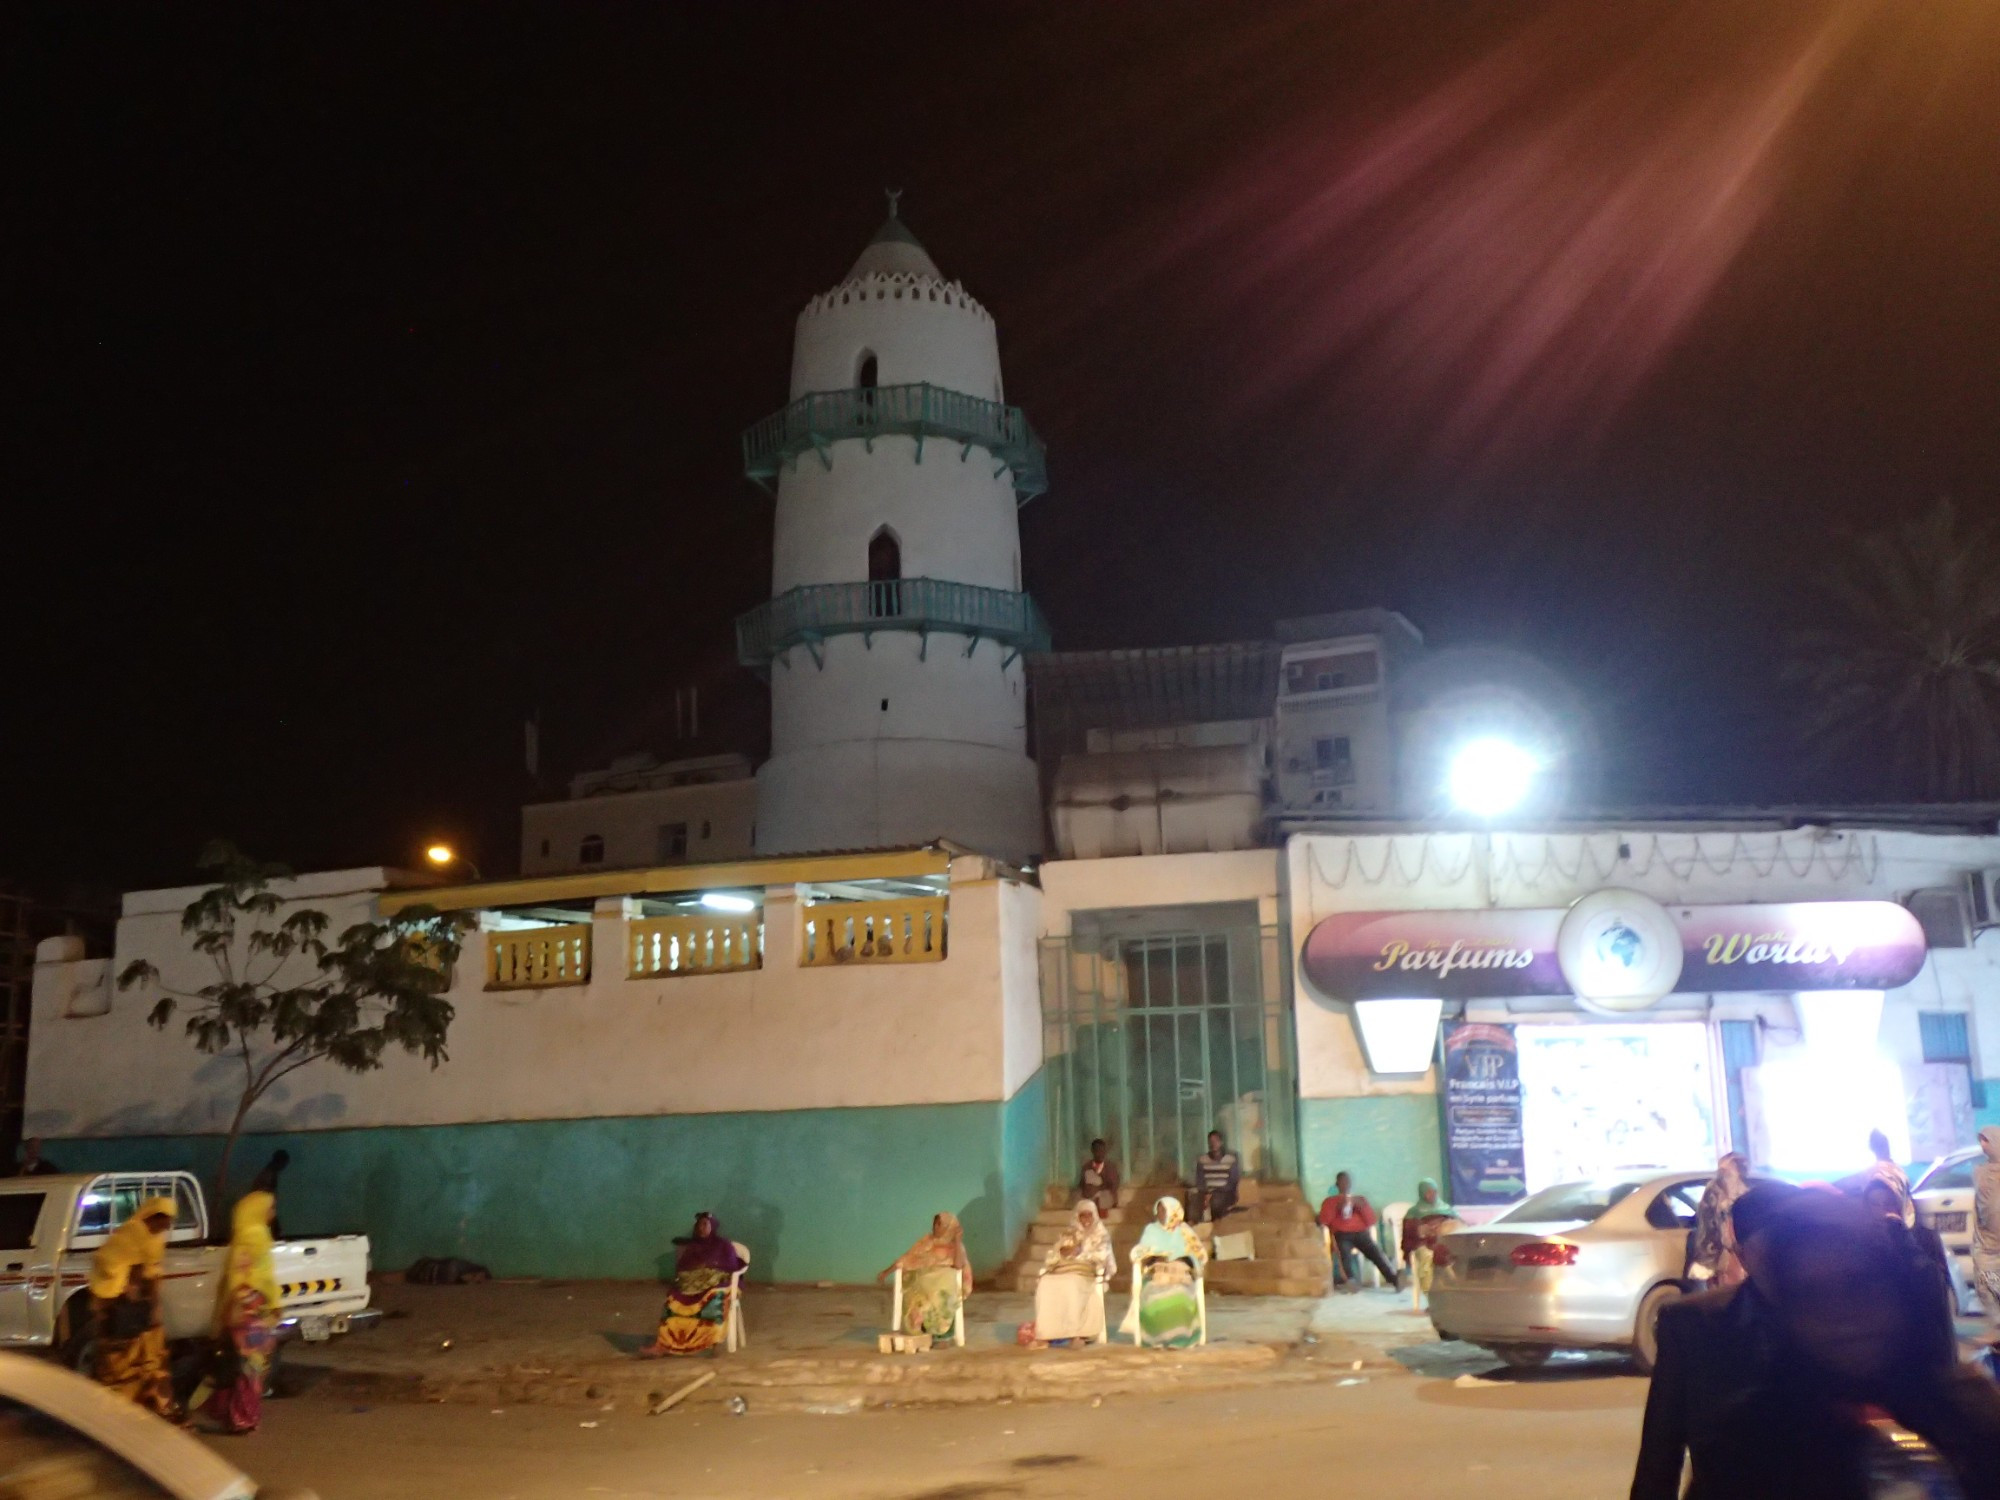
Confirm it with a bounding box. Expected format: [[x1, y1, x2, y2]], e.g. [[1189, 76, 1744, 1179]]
[[27, 204, 2000, 1283]]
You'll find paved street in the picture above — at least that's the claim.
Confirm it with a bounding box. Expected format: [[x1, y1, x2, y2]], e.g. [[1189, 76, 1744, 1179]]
[[222, 1344, 1650, 1498]]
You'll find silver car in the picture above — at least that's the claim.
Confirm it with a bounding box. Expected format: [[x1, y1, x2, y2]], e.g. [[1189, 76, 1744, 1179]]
[[1913, 1146, 1985, 1316], [1427, 1171, 1719, 1373]]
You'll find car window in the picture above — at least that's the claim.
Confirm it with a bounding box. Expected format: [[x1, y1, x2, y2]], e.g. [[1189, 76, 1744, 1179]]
[[1646, 1183, 1703, 1231], [0, 1194, 43, 1251], [1495, 1180, 1641, 1225], [171, 1179, 203, 1237], [74, 1186, 111, 1238], [0, 1397, 176, 1499], [1916, 1158, 1977, 1193]]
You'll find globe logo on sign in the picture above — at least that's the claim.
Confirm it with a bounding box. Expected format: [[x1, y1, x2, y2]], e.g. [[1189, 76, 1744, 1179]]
[[1595, 919, 1645, 972], [1558, 890, 1683, 1014]]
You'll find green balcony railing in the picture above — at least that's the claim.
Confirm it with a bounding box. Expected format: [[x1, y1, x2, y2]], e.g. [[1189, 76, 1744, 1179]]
[[736, 577, 1052, 669], [741, 383, 1049, 503]]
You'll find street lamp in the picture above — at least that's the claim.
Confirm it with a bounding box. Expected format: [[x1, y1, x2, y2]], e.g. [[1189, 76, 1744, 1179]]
[[1446, 736, 1542, 818], [424, 844, 483, 880]]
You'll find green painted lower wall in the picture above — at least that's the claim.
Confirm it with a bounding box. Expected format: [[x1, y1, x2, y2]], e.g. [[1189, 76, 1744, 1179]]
[[1298, 1093, 1444, 1208], [48, 1071, 1048, 1286]]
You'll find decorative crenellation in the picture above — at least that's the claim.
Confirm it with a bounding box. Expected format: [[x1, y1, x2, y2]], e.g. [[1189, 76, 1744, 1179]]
[[799, 271, 992, 326]]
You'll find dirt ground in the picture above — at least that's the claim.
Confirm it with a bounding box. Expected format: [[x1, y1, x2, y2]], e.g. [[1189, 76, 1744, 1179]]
[[219, 1347, 1652, 1500]]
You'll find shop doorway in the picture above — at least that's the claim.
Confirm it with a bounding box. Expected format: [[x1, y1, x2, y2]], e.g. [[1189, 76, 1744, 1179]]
[[1041, 911, 1298, 1187], [1515, 1022, 1719, 1190]]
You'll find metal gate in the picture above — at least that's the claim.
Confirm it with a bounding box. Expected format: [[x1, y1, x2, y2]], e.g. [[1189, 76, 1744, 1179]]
[[1040, 926, 1298, 1187]]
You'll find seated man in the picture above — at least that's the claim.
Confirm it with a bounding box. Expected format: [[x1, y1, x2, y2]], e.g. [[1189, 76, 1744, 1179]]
[[1190, 1131, 1240, 1223], [1078, 1138, 1120, 1215], [1317, 1171, 1400, 1289]]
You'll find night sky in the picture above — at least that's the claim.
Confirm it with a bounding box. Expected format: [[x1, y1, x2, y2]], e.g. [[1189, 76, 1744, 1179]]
[[14, 2, 2000, 894]]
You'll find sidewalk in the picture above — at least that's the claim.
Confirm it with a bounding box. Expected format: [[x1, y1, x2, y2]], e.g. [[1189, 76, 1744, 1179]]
[[289, 1279, 1430, 1413]]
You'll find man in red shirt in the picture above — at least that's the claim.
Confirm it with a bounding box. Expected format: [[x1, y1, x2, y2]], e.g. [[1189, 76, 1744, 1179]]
[[1317, 1171, 1402, 1290]]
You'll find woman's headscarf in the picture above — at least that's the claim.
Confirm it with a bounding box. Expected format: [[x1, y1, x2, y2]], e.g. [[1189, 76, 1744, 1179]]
[[1133, 1195, 1206, 1267], [88, 1196, 177, 1299], [1045, 1199, 1114, 1278], [214, 1191, 282, 1330], [1691, 1152, 1751, 1271], [1407, 1178, 1455, 1220], [894, 1211, 973, 1276], [1973, 1127, 2000, 1258], [673, 1211, 747, 1275]]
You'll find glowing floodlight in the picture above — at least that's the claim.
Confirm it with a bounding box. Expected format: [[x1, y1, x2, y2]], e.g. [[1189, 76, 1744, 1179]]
[[1354, 998, 1444, 1074], [424, 844, 455, 867], [1447, 737, 1542, 817], [699, 892, 758, 914]]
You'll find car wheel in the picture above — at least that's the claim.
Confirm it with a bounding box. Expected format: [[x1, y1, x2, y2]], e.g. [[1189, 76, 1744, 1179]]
[[1632, 1282, 1682, 1375], [1494, 1344, 1553, 1369], [53, 1296, 96, 1374]]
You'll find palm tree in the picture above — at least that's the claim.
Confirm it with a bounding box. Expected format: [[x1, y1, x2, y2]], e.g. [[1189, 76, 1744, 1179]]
[[1791, 499, 2000, 800]]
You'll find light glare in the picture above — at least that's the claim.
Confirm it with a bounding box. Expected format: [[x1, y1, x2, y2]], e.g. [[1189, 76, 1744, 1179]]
[[700, 892, 757, 914], [1447, 737, 1542, 817], [424, 844, 455, 867]]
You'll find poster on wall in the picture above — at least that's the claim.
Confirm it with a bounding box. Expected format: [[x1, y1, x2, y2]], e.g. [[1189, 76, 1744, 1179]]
[[1443, 1023, 1527, 1205]]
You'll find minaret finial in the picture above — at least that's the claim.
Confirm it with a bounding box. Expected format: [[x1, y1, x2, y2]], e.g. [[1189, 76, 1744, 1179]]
[[885, 187, 903, 220]]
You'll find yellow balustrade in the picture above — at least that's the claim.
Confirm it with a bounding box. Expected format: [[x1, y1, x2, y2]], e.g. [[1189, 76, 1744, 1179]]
[[629, 915, 763, 977], [486, 924, 591, 990], [799, 897, 947, 967]]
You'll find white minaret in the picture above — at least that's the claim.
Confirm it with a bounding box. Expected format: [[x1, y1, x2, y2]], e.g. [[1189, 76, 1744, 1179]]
[[739, 197, 1048, 861]]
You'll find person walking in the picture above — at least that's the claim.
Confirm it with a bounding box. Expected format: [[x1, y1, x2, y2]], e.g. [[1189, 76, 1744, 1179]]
[[195, 1190, 282, 1433], [1077, 1139, 1120, 1216], [85, 1196, 181, 1419], [1190, 1131, 1239, 1223], [1973, 1125, 2000, 1343], [1317, 1171, 1399, 1289], [1688, 1151, 1752, 1287]]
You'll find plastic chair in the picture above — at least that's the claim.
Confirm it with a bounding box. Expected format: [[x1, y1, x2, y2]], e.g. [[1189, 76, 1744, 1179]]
[[890, 1266, 967, 1347], [725, 1241, 750, 1353], [1129, 1258, 1207, 1347]]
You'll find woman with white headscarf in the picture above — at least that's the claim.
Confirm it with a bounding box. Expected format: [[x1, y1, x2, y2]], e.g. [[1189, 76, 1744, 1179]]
[[1032, 1199, 1113, 1346], [1119, 1196, 1207, 1348], [1973, 1126, 2000, 1333]]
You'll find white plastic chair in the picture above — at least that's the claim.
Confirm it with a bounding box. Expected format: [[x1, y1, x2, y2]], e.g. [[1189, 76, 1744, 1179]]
[[890, 1266, 967, 1347], [1129, 1258, 1207, 1347], [725, 1241, 750, 1353]]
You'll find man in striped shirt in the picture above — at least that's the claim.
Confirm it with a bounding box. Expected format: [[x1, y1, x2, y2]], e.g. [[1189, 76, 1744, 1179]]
[[1192, 1131, 1241, 1223]]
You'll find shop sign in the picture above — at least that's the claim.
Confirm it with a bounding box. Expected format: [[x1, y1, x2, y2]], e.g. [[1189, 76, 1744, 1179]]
[[1299, 908, 1566, 1000], [1675, 901, 1926, 992], [1442, 1022, 1526, 1205], [1301, 898, 1929, 1003]]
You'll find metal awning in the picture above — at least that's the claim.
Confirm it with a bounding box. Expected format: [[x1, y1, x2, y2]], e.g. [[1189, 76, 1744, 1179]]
[[377, 847, 955, 916]]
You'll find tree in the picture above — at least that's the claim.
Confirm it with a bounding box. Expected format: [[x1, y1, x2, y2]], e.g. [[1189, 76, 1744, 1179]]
[[119, 842, 471, 1203], [1791, 498, 2000, 800]]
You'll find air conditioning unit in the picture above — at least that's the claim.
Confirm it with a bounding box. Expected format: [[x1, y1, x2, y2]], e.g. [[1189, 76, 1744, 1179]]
[[1970, 868, 2000, 930], [1907, 887, 1971, 949]]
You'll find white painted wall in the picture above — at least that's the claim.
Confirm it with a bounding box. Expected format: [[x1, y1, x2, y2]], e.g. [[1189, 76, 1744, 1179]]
[[520, 779, 758, 873], [1285, 827, 2000, 1108], [769, 634, 1026, 756], [1038, 850, 1281, 938], [756, 736, 1042, 862], [27, 865, 1043, 1140], [791, 274, 1002, 402], [770, 441, 1020, 595]]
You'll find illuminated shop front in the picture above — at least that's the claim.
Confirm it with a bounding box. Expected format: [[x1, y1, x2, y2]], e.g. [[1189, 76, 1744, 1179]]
[[1284, 826, 1996, 1208]]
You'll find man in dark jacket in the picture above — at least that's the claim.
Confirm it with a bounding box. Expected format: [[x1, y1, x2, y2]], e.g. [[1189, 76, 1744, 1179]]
[[1631, 1187, 2000, 1500]]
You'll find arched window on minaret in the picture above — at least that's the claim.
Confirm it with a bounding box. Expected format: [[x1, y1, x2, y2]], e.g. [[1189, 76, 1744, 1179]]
[[856, 351, 878, 389], [868, 526, 902, 617]]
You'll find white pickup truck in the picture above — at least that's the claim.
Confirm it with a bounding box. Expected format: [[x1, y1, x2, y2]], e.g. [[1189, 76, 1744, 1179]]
[[0, 1171, 375, 1361]]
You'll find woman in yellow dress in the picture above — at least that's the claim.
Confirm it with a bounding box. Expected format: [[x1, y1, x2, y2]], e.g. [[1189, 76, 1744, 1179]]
[[86, 1196, 181, 1418], [198, 1190, 283, 1432]]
